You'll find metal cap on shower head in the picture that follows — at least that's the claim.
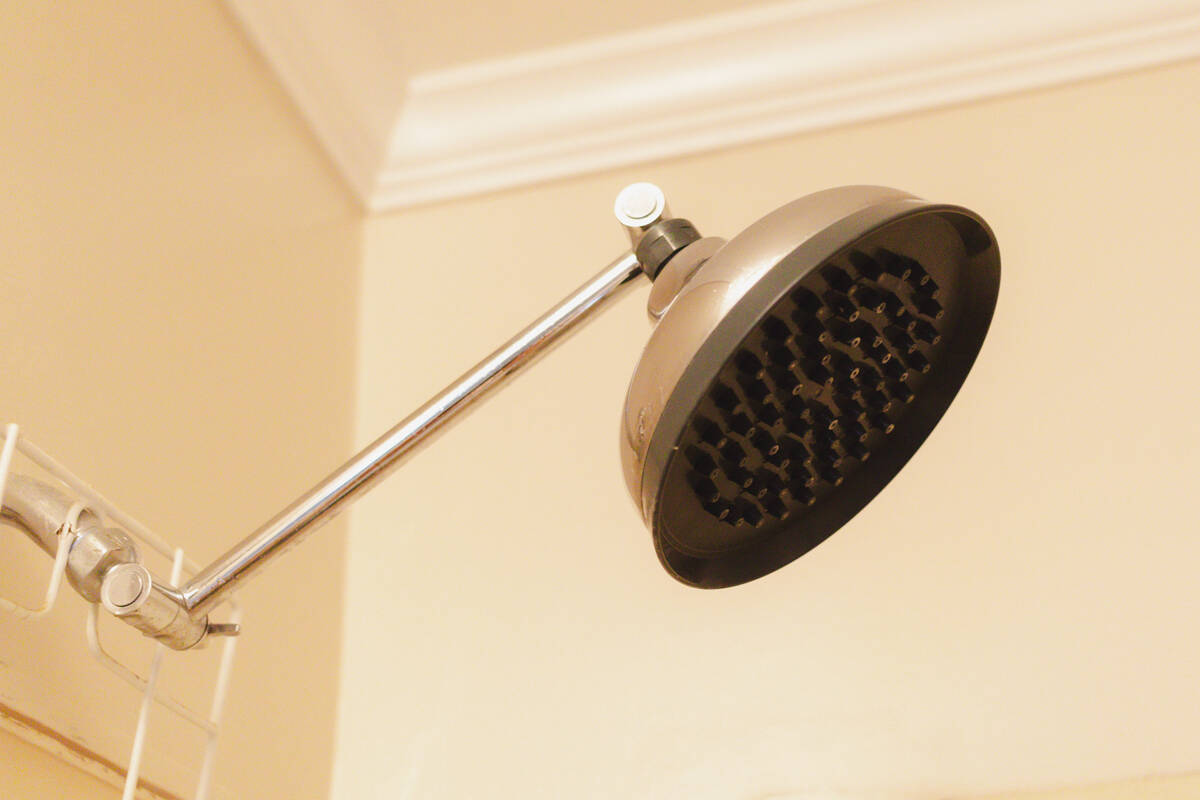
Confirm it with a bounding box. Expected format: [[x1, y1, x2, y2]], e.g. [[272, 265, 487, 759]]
[[619, 185, 1000, 588], [615, 182, 702, 280]]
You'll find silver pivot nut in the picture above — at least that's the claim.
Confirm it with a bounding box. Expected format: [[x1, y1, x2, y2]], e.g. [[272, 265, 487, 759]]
[[100, 562, 153, 615], [614, 182, 701, 280], [614, 182, 669, 247]]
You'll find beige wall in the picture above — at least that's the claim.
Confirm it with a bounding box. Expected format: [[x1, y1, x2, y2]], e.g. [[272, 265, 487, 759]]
[[1, 2, 357, 798], [981, 774, 1200, 800], [337, 60, 1200, 799]]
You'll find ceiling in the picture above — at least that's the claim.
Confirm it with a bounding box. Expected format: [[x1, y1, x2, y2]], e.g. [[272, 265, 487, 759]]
[[225, 0, 1200, 210]]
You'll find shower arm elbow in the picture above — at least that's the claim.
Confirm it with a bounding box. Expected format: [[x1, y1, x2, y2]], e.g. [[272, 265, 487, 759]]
[[0, 473, 213, 649]]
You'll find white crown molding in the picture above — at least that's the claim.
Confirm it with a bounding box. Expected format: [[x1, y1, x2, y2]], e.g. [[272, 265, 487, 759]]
[[226, 0, 1200, 211]]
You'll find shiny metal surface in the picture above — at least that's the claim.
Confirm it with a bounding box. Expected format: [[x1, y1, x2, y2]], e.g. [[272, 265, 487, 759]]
[[619, 185, 999, 588], [614, 182, 670, 247], [100, 562, 152, 610], [110, 576, 209, 649], [619, 186, 920, 517], [2, 473, 132, 602], [181, 252, 645, 615], [1, 472, 210, 648], [1, 473, 101, 555], [645, 237, 726, 321], [68, 525, 140, 603]]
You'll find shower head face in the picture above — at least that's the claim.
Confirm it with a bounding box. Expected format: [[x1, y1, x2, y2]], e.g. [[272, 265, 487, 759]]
[[620, 186, 999, 588]]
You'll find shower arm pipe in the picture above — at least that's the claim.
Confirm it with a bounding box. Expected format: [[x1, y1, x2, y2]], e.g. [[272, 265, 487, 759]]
[[179, 252, 645, 617]]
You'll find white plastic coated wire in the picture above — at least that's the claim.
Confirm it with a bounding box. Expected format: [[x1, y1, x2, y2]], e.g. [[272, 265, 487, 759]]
[[0, 423, 241, 800], [120, 548, 184, 800], [0, 423, 86, 618]]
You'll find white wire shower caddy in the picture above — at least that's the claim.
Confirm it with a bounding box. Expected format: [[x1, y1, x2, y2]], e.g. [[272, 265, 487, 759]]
[[0, 423, 240, 800]]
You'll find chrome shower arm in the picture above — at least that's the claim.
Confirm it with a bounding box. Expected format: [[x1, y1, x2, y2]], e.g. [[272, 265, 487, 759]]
[[3, 184, 672, 649], [179, 252, 645, 617]]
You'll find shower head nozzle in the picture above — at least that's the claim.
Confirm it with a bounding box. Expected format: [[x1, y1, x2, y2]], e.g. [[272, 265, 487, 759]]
[[620, 185, 1000, 588]]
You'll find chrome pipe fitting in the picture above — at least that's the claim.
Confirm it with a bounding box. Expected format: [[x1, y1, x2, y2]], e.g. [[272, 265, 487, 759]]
[[2, 473, 209, 650], [102, 565, 209, 650]]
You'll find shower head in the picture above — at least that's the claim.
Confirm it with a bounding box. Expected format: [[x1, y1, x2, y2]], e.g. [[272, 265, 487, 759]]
[[620, 185, 1000, 588]]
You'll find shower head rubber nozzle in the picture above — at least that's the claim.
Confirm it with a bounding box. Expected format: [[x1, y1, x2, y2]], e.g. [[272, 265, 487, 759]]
[[620, 185, 1000, 588]]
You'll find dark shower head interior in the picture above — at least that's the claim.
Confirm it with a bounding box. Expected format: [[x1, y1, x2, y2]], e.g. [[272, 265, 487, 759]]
[[623, 187, 1000, 588], [681, 248, 946, 525]]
